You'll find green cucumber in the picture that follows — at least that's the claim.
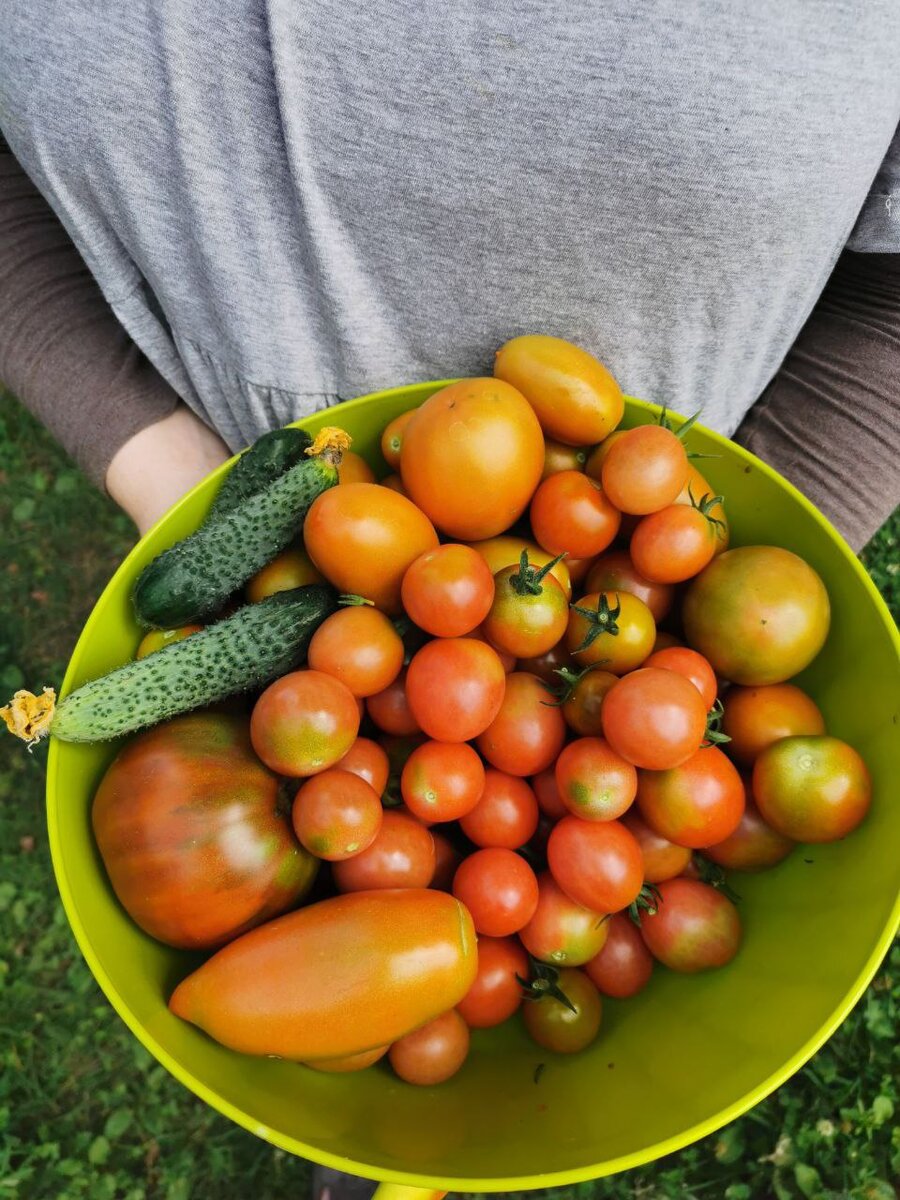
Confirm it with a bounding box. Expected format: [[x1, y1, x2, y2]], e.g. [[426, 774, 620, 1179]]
[[133, 429, 347, 628], [46, 585, 336, 743], [209, 427, 313, 519]]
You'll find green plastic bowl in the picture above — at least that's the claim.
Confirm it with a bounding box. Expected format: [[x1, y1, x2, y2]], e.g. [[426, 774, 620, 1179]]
[[47, 384, 900, 1198]]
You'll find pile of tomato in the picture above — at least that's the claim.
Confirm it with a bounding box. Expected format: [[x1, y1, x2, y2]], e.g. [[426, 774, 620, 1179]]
[[105, 334, 873, 1086]]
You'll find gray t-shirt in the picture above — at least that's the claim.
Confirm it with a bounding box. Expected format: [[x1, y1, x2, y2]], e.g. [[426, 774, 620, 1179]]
[[2, 1, 899, 452]]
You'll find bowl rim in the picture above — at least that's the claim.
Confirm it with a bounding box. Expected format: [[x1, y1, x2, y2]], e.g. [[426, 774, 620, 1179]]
[[46, 382, 900, 1190]]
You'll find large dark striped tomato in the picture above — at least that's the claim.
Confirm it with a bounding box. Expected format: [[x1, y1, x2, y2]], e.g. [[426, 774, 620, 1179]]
[[92, 712, 317, 950]]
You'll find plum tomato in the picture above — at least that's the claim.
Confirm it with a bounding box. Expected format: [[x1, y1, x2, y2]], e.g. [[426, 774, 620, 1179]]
[[306, 1044, 389, 1073], [599, 424, 688, 515], [459, 769, 539, 849], [469, 535, 572, 600], [565, 591, 656, 674], [406, 637, 507, 742], [476, 672, 567, 776], [601, 668, 707, 770], [366, 668, 422, 736], [532, 767, 569, 820], [380, 409, 416, 470], [519, 872, 609, 967], [452, 847, 539, 936], [530, 471, 621, 559], [555, 737, 637, 822], [482, 552, 570, 658], [332, 811, 435, 891], [389, 1009, 470, 1085], [401, 543, 496, 637], [630, 496, 724, 584], [620, 809, 692, 883], [292, 769, 383, 861], [307, 604, 404, 698], [643, 646, 718, 710], [584, 549, 674, 623], [721, 683, 826, 765], [636, 746, 745, 849], [542, 439, 588, 479], [401, 740, 486, 823], [639, 878, 741, 972], [704, 796, 795, 871], [245, 546, 323, 602], [250, 669, 360, 777], [457, 936, 529, 1028], [336, 450, 377, 485], [547, 816, 643, 912], [584, 913, 654, 998], [336, 737, 390, 796], [752, 735, 871, 842], [559, 667, 617, 736], [522, 967, 602, 1054]]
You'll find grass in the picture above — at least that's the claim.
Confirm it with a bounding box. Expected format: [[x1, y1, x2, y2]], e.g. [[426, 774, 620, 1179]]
[[0, 392, 897, 1200]]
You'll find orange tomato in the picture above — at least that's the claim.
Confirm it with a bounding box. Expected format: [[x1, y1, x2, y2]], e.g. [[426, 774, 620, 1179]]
[[337, 450, 377, 485], [542, 439, 589, 479], [469, 535, 572, 600], [675, 465, 729, 553], [245, 547, 323, 602], [136, 624, 203, 659], [306, 1045, 389, 1073], [308, 605, 405, 697], [380, 409, 416, 469]]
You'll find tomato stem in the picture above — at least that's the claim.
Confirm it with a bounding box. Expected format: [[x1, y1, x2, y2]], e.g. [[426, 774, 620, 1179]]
[[702, 698, 732, 747], [338, 593, 374, 607], [687, 485, 728, 540], [509, 549, 567, 597], [517, 957, 577, 1013], [570, 592, 621, 652], [628, 882, 662, 926], [540, 663, 609, 707], [692, 854, 742, 903], [657, 407, 702, 441]]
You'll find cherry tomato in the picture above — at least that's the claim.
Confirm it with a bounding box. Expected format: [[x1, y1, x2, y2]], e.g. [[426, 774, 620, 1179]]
[[560, 668, 617, 736], [519, 872, 609, 966], [548, 817, 643, 912], [565, 556, 595, 586], [430, 832, 464, 891], [469, 536, 573, 601], [401, 378, 544, 540], [721, 683, 826, 765], [584, 430, 627, 479], [304, 482, 439, 615], [494, 334, 623, 445], [599, 424, 688, 515], [476, 672, 567, 777], [705, 796, 795, 871], [406, 637, 506, 742], [245, 547, 324, 602], [332, 811, 435, 892], [584, 913, 654, 998], [565, 591, 656, 674], [366, 668, 422, 736], [337, 450, 377, 485], [637, 746, 744, 849], [292, 769, 383, 861], [517, 640, 574, 683], [683, 546, 830, 685], [389, 1009, 470, 1085], [640, 878, 741, 972], [482, 554, 569, 658], [530, 471, 621, 559], [601, 668, 707, 770], [620, 809, 692, 883], [401, 740, 486, 823], [555, 737, 637, 822], [250, 670, 360, 777], [336, 737, 390, 796], [380, 409, 416, 470], [306, 1045, 389, 1073], [381, 472, 409, 496], [542, 439, 588, 479], [457, 936, 529, 1028], [308, 604, 404, 698], [532, 768, 569, 820], [630, 501, 722, 583], [136, 624, 203, 659], [459, 770, 539, 849], [652, 631, 683, 652], [642, 646, 718, 710], [675, 465, 729, 553], [584, 549, 674, 623], [752, 735, 871, 842], [469, 625, 518, 673], [401, 544, 496, 637], [452, 847, 539, 936], [522, 967, 602, 1054]]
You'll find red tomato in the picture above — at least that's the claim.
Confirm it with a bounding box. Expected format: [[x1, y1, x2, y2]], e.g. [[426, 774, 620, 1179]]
[[601, 668, 707, 770], [336, 737, 390, 796], [380, 409, 415, 470], [476, 672, 567, 777], [459, 770, 539, 849], [452, 847, 539, 936], [430, 832, 464, 891], [752, 735, 871, 843], [389, 1009, 470, 1085], [643, 646, 718, 710], [406, 638, 507, 742], [482, 555, 570, 658], [532, 768, 569, 820], [547, 817, 643, 912], [639, 878, 741, 972], [565, 591, 656, 674], [630, 501, 722, 583], [584, 550, 674, 623], [401, 544, 496, 637], [530, 471, 621, 559], [599, 424, 688, 515], [517, 640, 574, 683], [555, 737, 637, 822], [620, 809, 692, 883], [519, 871, 609, 966], [332, 811, 435, 891], [560, 668, 617, 736], [522, 968, 602, 1054], [469, 625, 518, 673], [292, 769, 383, 861], [584, 913, 654, 998], [721, 683, 826, 765], [308, 605, 405, 697], [337, 450, 377, 485], [705, 796, 795, 871], [457, 936, 529, 1028], [366, 668, 422, 736], [401, 740, 486, 823], [250, 670, 360, 777], [637, 746, 745, 849]]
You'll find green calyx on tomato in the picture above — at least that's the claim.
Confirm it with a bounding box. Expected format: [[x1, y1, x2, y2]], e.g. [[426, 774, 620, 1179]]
[[570, 591, 622, 652], [627, 882, 663, 926], [702, 698, 732, 747], [686, 486, 727, 541], [508, 549, 567, 597], [516, 955, 577, 1013], [338, 593, 375, 607], [541, 663, 607, 707], [691, 855, 742, 904]]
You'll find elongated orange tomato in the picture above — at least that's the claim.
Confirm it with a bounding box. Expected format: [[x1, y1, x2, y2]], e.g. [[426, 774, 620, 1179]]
[[169, 889, 477, 1061]]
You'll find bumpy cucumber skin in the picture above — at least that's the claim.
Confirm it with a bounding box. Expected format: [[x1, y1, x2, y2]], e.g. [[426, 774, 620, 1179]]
[[53, 585, 336, 743], [209, 427, 313, 518], [134, 455, 337, 628]]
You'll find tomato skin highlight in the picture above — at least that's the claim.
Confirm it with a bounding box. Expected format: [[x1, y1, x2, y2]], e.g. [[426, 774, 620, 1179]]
[[308, 605, 405, 698], [752, 735, 871, 843], [476, 672, 567, 777], [250, 670, 360, 777], [620, 808, 693, 883], [406, 637, 507, 743], [637, 746, 745, 849], [721, 683, 826, 765], [459, 769, 539, 849], [705, 796, 795, 871], [292, 769, 383, 861], [555, 737, 637, 822], [389, 1009, 471, 1085], [401, 740, 486, 823], [640, 878, 741, 972], [519, 871, 609, 967], [600, 424, 688, 515], [584, 549, 674, 623], [168, 889, 477, 1060], [643, 646, 718, 710], [585, 913, 654, 998], [547, 816, 644, 913], [457, 936, 529, 1028], [332, 811, 435, 891], [522, 968, 603, 1054], [452, 847, 540, 936], [601, 668, 707, 770]]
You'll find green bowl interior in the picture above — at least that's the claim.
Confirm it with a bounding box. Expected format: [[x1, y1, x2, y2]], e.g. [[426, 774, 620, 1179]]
[[47, 383, 900, 1190]]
